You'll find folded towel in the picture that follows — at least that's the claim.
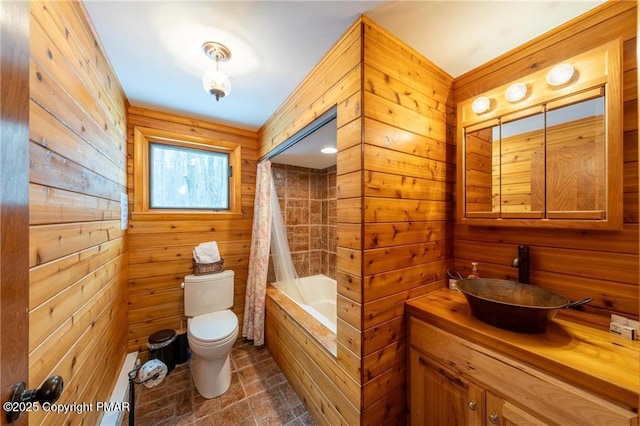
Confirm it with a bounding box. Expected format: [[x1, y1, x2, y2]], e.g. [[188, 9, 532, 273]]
[[193, 241, 221, 264]]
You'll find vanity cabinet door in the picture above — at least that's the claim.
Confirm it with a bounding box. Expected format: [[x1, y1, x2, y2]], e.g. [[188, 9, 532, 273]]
[[409, 349, 485, 426], [486, 392, 551, 426]]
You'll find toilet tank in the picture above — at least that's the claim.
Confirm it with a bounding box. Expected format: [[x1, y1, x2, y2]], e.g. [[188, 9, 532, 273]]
[[184, 270, 235, 317]]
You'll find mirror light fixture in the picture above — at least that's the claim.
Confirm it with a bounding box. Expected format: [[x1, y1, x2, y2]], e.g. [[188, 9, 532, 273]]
[[505, 83, 528, 103], [471, 96, 491, 114], [546, 63, 574, 87], [202, 42, 232, 101]]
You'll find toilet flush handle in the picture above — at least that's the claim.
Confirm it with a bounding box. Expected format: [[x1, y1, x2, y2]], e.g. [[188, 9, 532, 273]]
[[181, 282, 185, 289]]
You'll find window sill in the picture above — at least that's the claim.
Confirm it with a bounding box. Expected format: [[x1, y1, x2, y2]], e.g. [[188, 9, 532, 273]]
[[131, 211, 243, 221]]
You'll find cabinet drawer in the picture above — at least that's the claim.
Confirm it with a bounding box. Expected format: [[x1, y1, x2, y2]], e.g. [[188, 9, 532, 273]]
[[409, 317, 638, 426]]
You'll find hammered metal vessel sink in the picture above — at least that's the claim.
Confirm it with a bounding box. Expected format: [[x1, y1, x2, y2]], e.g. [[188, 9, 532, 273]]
[[456, 278, 590, 333]]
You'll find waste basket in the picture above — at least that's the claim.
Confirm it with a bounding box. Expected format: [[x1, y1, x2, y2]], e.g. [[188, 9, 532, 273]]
[[147, 329, 177, 374]]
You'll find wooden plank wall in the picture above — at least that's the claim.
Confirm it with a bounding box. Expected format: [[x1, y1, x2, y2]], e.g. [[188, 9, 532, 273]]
[[360, 18, 455, 424], [28, 1, 129, 424], [453, 2, 638, 326], [126, 107, 258, 358], [261, 19, 364, 425]]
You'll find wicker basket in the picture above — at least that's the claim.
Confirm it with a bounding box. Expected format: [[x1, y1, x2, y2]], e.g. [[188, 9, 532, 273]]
[[193, 258, 224, 275]]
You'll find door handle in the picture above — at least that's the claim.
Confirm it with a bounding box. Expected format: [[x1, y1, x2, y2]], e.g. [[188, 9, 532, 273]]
[[5, 375, 64, 423]]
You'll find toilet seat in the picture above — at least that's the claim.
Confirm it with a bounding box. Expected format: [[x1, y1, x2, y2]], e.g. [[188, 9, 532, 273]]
[[188, 310, 238, 345]]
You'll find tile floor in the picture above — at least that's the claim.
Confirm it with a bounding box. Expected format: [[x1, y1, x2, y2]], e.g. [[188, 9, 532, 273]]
[[128, 339, 316, 425]]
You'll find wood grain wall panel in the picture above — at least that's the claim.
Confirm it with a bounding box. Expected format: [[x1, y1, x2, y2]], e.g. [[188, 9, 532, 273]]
[[337, 271, 362, 303], [29, 220, 123, 267], [29, 59, 125, 170], [364, 198, 452, 222], [337, 144, 363, 176], [127, 107, 258, 357], [452, 3, 638, 322], [364, 170, 451, 202], [29, 141, 123, 202], [363, 285, 433, 330], [362, 340, 405, 383], [34, 0, 127, 134], [336, 224, 362, 250], [28, 3, 128, 416], [34, 284, 126, 425], [337, 294, 361, 329], [362, 385, 406, 426], [30, 254, 126, 351], [363, 221, 451, 249], [30, 15, 124, 146], [29, 183, 121, 225], [360, 17, 454, 423], [363, 144, 452, 182], [337, 116, 362, 151], [30, 101, 126, 184]]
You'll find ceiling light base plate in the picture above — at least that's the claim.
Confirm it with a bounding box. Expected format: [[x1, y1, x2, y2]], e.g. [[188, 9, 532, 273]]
[[202, 42, 231, 62]]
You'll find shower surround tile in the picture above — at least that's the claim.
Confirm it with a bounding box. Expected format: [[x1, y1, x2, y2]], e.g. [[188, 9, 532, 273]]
[[271, 164, 337, 280]]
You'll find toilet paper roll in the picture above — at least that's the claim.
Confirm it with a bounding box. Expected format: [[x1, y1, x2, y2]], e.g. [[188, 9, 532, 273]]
[[138, 359, 168, 388]]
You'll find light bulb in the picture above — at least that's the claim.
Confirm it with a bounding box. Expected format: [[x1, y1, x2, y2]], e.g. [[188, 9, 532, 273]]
[[505, 83, 528, 102], [202, 70, 232, 101], [471, 97, 491, 114], [546, 63, 574, 86]]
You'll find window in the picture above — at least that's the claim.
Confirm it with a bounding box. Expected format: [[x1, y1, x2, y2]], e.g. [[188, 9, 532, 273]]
[[149, 142, 229, 209], [133, 126, 241, 219]]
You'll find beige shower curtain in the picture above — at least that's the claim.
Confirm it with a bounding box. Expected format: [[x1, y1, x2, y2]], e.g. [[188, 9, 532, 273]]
[[242, 160, 272, 345]]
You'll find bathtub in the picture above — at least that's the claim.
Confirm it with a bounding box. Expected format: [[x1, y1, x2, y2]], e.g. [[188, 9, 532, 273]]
[[271, 274, 337, 333]]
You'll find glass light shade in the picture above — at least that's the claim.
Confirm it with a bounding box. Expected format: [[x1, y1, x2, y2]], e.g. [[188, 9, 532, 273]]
[[471, 96, 491, 114], [202, 70, 231, 101], [546, 63, 574, 86], [505, 83, 528, 102]]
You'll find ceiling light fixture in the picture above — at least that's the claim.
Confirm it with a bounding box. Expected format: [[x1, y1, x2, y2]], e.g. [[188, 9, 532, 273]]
[[505, 83, 528, 103], [471, 96, 491, 114], [546, 63, 574, 87], [321, 147, 337, 154], [202, 41, 232, 101]]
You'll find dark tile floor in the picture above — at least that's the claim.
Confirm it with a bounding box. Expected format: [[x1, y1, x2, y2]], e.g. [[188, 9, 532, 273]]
[[129, 339, 316, 425]]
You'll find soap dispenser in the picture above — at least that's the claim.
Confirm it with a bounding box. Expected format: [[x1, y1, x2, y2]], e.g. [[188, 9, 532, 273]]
[[467, 262, 480, 279]]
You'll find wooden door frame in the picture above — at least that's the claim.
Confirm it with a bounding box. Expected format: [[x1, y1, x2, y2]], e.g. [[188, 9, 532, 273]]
[[1, 1, 30, 425]]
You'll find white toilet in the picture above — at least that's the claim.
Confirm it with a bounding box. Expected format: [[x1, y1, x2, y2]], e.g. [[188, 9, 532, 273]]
[[183, 270, 238, 399]]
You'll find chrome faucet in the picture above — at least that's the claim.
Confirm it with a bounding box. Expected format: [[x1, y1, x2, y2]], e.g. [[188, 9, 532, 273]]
[[511, 245, 530, 284]]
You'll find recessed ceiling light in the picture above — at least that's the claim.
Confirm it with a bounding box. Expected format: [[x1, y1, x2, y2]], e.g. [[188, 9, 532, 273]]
[[321, 147, 337, 154]]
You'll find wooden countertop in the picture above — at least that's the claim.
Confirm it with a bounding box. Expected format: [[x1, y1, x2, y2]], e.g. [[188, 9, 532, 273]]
[[406, 289, 640, 411]]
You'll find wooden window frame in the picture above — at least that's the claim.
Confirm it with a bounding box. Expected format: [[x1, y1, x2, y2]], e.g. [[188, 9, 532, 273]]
[[133, 126, 242, 220]]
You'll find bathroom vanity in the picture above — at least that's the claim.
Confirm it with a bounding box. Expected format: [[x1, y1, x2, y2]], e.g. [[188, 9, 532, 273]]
[[406, 290, 639, 426]]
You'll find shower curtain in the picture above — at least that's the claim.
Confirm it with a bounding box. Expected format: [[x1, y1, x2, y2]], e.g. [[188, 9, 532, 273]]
[[243, 161, 272, 345]]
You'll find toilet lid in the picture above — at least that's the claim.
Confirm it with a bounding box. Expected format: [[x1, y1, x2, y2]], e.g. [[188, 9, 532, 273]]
[[189, 310, 238, 343]]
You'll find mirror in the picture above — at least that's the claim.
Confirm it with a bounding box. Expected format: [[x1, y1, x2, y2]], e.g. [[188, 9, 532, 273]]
[[464, 122, 498, 217], [545, 96, 605, 218], [457, 40, 622, 229], [500, 110, 545, 218]]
